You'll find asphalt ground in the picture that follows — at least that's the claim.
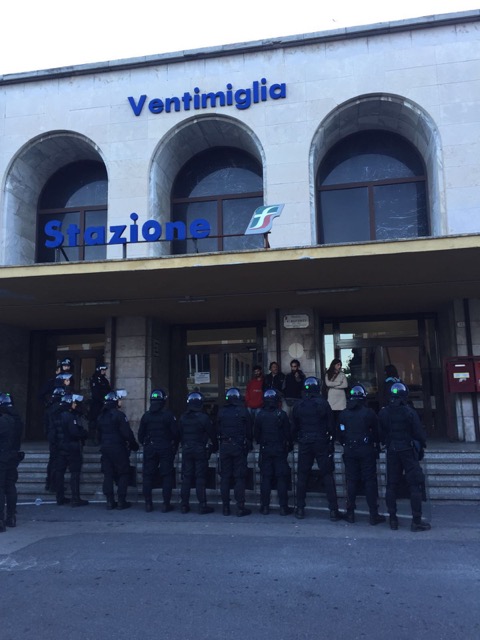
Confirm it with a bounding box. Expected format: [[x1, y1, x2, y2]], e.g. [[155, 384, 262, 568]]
[[1, 500, 479, 640]]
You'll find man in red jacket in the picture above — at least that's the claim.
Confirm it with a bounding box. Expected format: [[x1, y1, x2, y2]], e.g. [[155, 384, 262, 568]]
[[245, 365, 264, 420]]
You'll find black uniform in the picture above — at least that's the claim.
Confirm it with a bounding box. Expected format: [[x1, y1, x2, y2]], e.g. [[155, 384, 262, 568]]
[[49, 402, 88, 506], [0, 406, 22, 529], [216, 400, 253, 515], [263, 371, 286, 395], [43, 392, 63, 492], [339, 398, 384, 522], [255, 403, 292, 514], [292, 393, 341, 518], [97, 401, 139, 509], [379, 398, 428, 527], [138, 400, 178, 511], [89, 371, 111, 438], [179, 403, 217, 513]]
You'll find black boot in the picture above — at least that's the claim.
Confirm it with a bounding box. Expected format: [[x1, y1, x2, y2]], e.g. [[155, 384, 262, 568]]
[[389, 515, 399, 530], [117, 499, 131, 510], [411, 517, 431, 532], [181, 503, 190, 514], [295, 507, 305, 519], [161, 502, 174, 513], [279, 506, 294, 516], [106, 496, 117, 510], [344, 509, 355, 523], [330, 509, 343, 522], [369, 512, 386, 526], [199, 503, 214, 514], [71, 473, 89, 507], [0, 520, 6, 533], [222, 503, 231, 516], [6, 514, 16, 527], [260, 505, 270, 515], [236, 503, 251, 517]]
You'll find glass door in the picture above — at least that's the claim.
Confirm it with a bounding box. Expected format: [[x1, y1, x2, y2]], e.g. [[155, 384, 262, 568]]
[[186, 326, 261, 418], [323, 318, 442, 437]]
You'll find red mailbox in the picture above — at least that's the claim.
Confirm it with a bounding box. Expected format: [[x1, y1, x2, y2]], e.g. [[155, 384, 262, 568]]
[[445, 358, 476, 393], [473, 358, 480, 392]]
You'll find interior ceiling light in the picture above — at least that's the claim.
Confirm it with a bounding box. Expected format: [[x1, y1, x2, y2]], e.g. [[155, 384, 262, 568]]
[[65, 300, 121, 307], [296, 287, 360, 295], [177, 296, 207, 304]]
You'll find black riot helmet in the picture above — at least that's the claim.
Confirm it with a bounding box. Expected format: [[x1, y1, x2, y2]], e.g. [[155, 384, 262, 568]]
[[150, 389, 167, 402], [0, 393, 13, 406], [61, 357, 72, 368], [263, 388, 278, 406], [52, 387, 65, 399], [96, 364, 108, 373], [390, 382, 409, 398], [304, 377, 320, 395], [349, 385, 367, 399], [105, 389, 127, 403], [225, 388, 241, 403], [61, 393, 83, 406], [187, 391, 204, 404]]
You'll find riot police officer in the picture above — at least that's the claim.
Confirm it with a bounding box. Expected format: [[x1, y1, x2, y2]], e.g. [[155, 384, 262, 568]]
[[0, 393, 23, 531], [179, 392, 217, 514], [338, 385, 385, 525], [379, 382, 431, 532], [292, 377, 342, 521], [216, 387, 253, 517], [138, 389, 178, 513], [44, 383, 67, 492], [89, 364, 111, 443], [97, 390, 139, 510], [49, 393, 89, 507], [255, 389, 293, 515]]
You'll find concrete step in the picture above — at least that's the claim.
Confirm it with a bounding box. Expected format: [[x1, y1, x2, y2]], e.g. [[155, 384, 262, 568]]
[[15, 446, 480, 503]]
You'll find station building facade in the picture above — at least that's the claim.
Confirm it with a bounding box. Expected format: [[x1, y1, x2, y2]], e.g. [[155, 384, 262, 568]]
[[1, 10, 479, 444]]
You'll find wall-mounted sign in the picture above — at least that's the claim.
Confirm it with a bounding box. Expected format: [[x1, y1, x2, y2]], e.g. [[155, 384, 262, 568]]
[[128, 78, 287, 116], [245, 204, 284, 235], [44, 212, 210, 248], [284, 314, 309, 329]]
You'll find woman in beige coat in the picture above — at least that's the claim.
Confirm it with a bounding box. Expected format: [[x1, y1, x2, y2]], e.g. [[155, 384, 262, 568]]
[[325, 359, 348, 430]]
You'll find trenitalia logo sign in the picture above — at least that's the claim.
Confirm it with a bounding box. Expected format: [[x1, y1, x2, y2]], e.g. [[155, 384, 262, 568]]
[[43, 206, 284, 249], [245, 205, 284, 235], [128, 78, 286, 116]]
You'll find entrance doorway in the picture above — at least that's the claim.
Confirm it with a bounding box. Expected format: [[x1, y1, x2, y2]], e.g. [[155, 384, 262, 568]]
[[28, 330, 106, 440], [185, 326, 263, 418], [323, 317, 444, 438]]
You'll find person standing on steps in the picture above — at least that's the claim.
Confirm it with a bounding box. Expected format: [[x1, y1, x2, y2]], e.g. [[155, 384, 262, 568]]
[[292, 377, 342, 522], [216, 387, 253, 517], [50, 393, 89, 508], [338, 385, 385, 526], [138, 389, 178, 513], [0, 393, 23, 531], [255, 389, 294, 516], [179, 392, 217, 515], [379, 382, 431, 533], [97, 390, 139, 510]]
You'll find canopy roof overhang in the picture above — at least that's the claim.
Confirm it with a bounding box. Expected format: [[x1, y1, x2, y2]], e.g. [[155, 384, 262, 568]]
[[0, 235, 479, 330]]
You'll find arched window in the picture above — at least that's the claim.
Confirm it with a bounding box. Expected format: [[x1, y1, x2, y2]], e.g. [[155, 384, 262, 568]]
[[317, 131, 429, 244], [171, 147, 263, 254], [36, 160, 108, 262]]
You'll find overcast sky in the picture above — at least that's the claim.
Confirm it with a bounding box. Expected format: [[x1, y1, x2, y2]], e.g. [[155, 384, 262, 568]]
[[1, 1, 478, 75]]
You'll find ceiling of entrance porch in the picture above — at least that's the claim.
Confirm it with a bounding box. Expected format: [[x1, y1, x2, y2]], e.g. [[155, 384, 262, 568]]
[[0, 235, 479, 330]]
